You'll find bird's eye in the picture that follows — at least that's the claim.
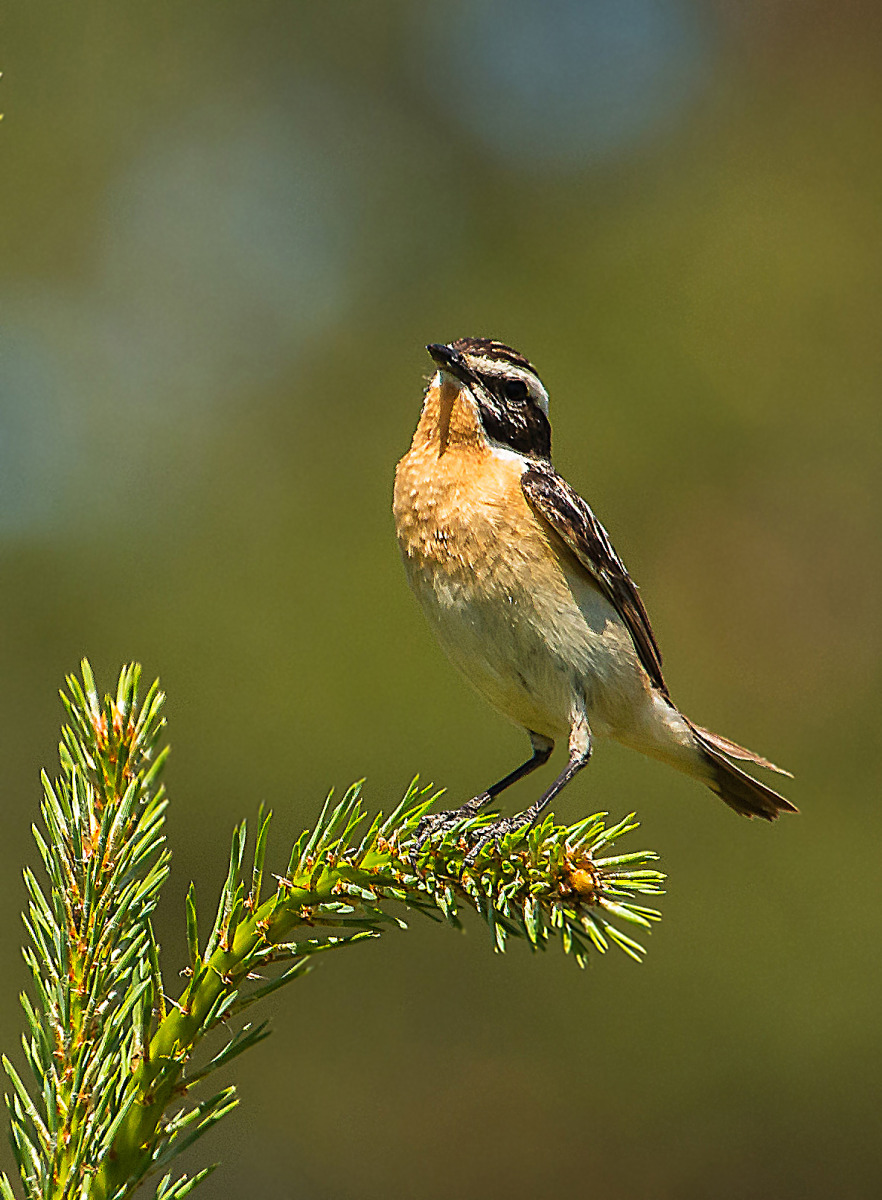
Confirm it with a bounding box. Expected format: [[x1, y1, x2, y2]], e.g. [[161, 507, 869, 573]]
[[502, 379, 529, 403]]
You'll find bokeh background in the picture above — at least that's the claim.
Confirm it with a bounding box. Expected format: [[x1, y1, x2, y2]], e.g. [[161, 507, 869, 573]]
[[2, 2, 881, 1196]]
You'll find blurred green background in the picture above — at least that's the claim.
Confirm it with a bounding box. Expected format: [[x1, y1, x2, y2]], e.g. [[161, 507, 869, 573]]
[[2, 2, 881, 1196]]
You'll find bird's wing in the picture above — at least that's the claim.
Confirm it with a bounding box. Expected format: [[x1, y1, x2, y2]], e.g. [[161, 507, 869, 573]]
[[522, 463, 669, 697]]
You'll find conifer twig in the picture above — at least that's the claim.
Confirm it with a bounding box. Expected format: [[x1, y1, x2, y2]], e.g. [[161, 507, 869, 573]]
[[2, 663, 665, 1200]]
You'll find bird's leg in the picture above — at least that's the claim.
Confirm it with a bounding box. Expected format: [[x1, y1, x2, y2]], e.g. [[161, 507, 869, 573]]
[[463, 715, 592, 866], [411, 733, 553, 861]]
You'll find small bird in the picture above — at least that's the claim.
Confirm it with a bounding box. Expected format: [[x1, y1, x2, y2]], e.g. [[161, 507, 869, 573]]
[[393, 338, 796, 857]]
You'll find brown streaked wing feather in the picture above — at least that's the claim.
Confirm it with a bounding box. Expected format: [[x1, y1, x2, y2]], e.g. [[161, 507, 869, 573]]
[[522, 464, 669, 697]]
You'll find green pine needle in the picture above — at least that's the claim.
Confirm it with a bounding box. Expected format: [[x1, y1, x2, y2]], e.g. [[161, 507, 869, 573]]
[[0, 662, 665, 1200]]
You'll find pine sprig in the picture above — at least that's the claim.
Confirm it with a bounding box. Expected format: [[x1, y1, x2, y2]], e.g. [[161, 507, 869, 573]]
[[3, 664, 169, 1200], [2, 664, 665, 1200]]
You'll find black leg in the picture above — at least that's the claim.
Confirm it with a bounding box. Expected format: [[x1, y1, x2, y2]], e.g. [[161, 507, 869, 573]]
[[411, 733, 554, 860], [484, 735, 554, 801], [463, 734, 593, 866]]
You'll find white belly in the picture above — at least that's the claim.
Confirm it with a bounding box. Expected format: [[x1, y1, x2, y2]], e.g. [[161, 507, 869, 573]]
[[405, 553, 652, 743]]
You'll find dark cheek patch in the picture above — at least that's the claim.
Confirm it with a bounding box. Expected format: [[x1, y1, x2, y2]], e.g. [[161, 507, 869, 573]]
[[477, 396, 551, 460]]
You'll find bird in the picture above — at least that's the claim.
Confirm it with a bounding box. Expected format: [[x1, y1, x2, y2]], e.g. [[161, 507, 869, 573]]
[[393, 337, 796, 859]]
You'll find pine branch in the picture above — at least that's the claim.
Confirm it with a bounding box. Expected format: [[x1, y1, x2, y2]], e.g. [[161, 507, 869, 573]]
[[2, 664, 665, 1200]]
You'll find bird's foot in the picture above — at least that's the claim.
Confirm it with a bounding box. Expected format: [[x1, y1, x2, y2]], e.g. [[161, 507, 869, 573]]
[[461, 813, 532, 870], [410, 793, 490, 866]]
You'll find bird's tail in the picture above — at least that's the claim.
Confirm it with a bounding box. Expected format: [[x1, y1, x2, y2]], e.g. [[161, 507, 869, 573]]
[[688, 722, 798, 821]]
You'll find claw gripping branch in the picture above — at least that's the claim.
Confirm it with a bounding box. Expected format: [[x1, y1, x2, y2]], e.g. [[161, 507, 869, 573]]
[[1, 663, 665, 1200]]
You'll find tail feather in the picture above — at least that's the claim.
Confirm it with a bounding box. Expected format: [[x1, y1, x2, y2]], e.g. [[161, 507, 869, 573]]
[[691, 725, 793, 777], [689, 723, 798, 821]]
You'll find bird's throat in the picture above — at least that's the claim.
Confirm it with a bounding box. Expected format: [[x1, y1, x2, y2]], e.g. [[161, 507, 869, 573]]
[[414, 377, 486, 459], [437, 376, 458, 454]]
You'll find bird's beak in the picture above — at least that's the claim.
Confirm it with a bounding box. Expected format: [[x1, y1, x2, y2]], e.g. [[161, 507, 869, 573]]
[[426, 343, 472, 386]]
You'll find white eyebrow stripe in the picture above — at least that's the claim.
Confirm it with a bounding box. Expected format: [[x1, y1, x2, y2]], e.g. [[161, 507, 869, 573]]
[[466, 357, 550, 416]]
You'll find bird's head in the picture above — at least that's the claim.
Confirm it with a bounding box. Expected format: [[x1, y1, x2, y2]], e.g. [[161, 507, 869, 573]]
[[425, 338, 552, 460]]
